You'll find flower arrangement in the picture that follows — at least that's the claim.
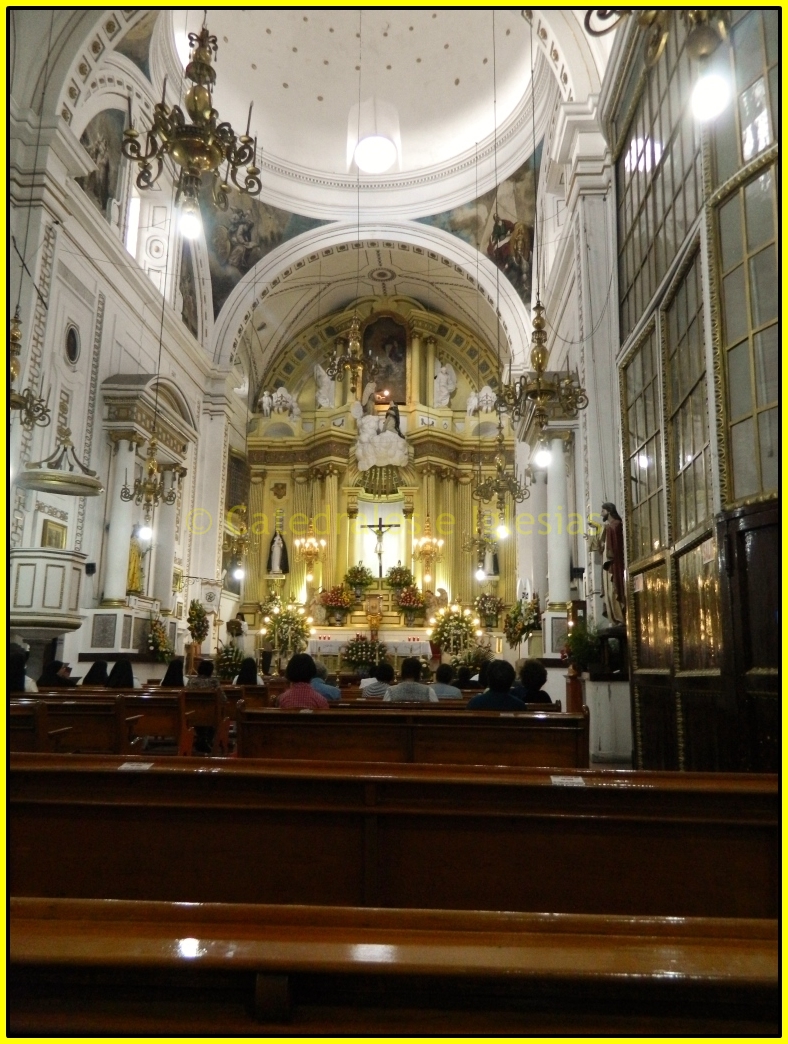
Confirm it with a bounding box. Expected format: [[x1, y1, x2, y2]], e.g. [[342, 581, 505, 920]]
[[561, 622, 601, 673], [320, 585, 354, 609], [260, 607, 310, 656], [187, 599, 210, 644], [385, 564, 415, 589], [503, 599, 538, 649], [344, 564, 375, 591], [216, 640, 244, 680], [473, 593, 504, 619], [341, 633, 388, 670], [430, 605, 477, 655], [455, 642, 494, 671], [259, 593, 283, 619], [147, 614, 173, 662], [395, 585, 426, 611]]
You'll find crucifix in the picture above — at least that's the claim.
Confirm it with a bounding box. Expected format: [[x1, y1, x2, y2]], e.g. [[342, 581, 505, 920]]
[[362, 516, 401, 578]]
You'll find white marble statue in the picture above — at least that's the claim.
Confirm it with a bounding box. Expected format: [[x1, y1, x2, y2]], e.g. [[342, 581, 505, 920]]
[[360, 380, 377, 412], [350, 401, 408, 471], [466, 385, 497, 415], [289, 400, 301, 422], [269, 532, 284, 573], [271, 387, 293, 413], [314, 364, 334, 409], [233, 374, 249, 396], [258, 389, 272, 416], [306, 590, 327, 625], [433, 360, 457, 408]]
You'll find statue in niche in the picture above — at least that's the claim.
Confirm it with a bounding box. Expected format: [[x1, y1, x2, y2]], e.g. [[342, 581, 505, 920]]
[[425, 588, 450, 615], [314, 364, 334, 409], [271, 387, 293, 413], [586, 502, 626, 626], [127, 524, 144, 595], [258, 390, 272, 416], [306, 590, 327, 625], [433, 360, 457, 408], [266, 530, 289, 575], [349, 401, 409, 472]]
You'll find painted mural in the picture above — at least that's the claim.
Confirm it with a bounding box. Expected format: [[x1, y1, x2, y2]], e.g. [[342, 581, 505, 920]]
[[179, 238, 199, 338], [75, 109, 126, 222], [115, 11, 158, 81], [418, 142, 542, 309], [362, 315, 408, 405], [201, 184, 327, 318]]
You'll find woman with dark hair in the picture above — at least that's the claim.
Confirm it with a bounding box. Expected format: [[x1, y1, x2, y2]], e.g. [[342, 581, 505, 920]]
[[160, 658, 185, 687], [106, 659, 140, 689], [81, 660, 109, 686], [277, 653, 328, 709], [37, 660, 78, 689], [512, 658, 552, 704], [234, 657, 262, 685]]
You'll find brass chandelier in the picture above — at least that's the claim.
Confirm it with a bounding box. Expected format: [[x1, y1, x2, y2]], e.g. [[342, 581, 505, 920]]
[[471, 416, 530, 532], [496, 299, 589, 428], [122, 24, 261, 219], [413, 515, 445, 585], [325, 314, 366, 395], [462, 508, 499, 581], [224, 503, 251, 580], [584, 10, 729, 67], [293, 518, 327, 583], [9, 309, 50, 430], [120, 435, 181, 525]]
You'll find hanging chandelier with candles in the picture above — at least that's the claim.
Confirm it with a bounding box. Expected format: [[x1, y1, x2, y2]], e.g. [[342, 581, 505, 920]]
[[121, 24, 261, 230], [223, 503, 250, 581], [293, 518, 327, 583], [120, 435, 181, 525], [325, 314, 367, 395], [462, 508, 499, 582], [471, 417, 530, 535], [412, 514, 445, 585], [9, 309, 50, 430]]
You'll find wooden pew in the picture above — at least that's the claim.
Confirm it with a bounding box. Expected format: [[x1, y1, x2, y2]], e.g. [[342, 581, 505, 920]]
[[236, 704, 590, 769], [8, 701, 72, 753], [181, 689, 231, 755], [9, 754, 777, 919], [9, 897, 777, 1035], [33, 692, 196, 756], [11, 698, 142, 755]]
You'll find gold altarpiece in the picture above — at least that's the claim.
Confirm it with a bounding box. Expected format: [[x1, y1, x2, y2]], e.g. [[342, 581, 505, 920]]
[[240, 297, 518, 629]]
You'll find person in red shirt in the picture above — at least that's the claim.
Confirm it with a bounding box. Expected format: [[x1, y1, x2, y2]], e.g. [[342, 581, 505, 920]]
[[277, 653, 330, 710]]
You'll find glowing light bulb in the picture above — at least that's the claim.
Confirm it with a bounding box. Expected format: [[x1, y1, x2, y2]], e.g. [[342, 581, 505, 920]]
[[534, 444, 552, 468], [138, 525, 153, 540], [232, 565, 245, 580], [691, 71, 731, 121], [429, 617, 436, 625], [475, 567, 486, 581], [179, 200, 201, 239], [472, 617, 480, 626], [426, 628, 433, 637], [475, 629, 483, 637], [306, 616, 313, 624], [424, 572, 431, 583], [263, 616, 271, 624], [354, 134, 397, 174], [309, 627, 316, 635], [298, 607, 304, 615], [496, 522, 509, 539], [463, 608, 470, 616], [306, 572, 314, 582]]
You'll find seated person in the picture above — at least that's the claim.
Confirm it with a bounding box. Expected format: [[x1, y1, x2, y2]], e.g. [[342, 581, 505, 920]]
[[187, 659, 227, 752], [106, 658, 141, 689], [362, 661, 395, 697], [233, 656, 264, 686], [511, 658, 553, 704], [80, 659, 109, 685], [37, 660, 79, 688], [467, 660, 526, 711], [456, 665, 483, 690], [431, 663, 462, 699], [277, 653, 329, 709], [9, 644, 37, 693], [383, 656, 438, 702], [310, 659, 340, 701], [160, 658, 185, 687]]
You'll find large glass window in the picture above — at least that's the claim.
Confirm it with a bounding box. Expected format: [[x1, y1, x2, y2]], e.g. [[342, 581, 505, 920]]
[[665, 253, 712, 537], [617, 15, 703, 340], [715, 164, 778, 501], [623, 327, 664, 564], [709, 9, 779, 188]]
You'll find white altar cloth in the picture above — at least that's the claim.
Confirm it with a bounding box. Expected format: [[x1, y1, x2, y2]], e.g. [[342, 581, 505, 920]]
[[308, 628, 432, 660]]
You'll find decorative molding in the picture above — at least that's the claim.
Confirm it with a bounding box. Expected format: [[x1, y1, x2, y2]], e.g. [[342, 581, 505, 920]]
[[75, 290, 105, 552], [35, 501, 69, 522]]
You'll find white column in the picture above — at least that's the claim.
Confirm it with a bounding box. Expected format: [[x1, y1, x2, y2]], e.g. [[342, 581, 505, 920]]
[[151, 493, 178, 612], [546, 437, 571, 607], [530, 471, 548, 608], [102, 436, 139, 604]]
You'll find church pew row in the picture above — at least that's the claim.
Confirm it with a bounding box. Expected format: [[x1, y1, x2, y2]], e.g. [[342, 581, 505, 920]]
[[9, 698, 144, 755], [10, 754, 777, 919], [9, 897, 777, 1035], [235, 704, 589, 768], [9, 702, 74, 753]]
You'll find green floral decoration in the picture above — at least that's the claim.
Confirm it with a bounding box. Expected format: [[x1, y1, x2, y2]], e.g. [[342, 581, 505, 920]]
[[260, 606, 310, 656], [561, 622, 601, 672], [341, 633, 389, 670], [385, 564, 415, 589], [344, 564, 375, 590], [502, 599, 538, 649], [217, 640, 244, 680], [147, 614, 173, 662], [473, 593, 504, 619], [187, 599, 210, 644]]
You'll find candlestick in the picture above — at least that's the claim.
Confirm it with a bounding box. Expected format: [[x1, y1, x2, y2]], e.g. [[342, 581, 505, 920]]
[[161, 76, 167, 107], [127, 92, 133, 126], [245, 101, 253, 136]]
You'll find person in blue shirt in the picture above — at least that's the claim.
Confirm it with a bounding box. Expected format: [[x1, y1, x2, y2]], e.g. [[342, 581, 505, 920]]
[[467, 660, 526, 711], [310, 659, 341, 701]]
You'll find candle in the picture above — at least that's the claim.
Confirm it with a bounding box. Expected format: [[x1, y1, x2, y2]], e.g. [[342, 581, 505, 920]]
[[127, 92, 133, 126], [161, 76, 167, 107], [245, 101, 253, 136]]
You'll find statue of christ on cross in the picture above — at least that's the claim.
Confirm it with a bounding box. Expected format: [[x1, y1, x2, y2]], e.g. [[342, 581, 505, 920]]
[[362, 516, 401, 578]]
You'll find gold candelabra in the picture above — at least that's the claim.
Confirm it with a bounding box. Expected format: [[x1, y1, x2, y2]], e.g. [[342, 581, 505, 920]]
[[413, 514, 445, 585], [294, 518, 327, 582], [121, 25, 261, 216], [325, 314, 366, 394], [9, 309, 50, 429], [120, 435, 181, 524]]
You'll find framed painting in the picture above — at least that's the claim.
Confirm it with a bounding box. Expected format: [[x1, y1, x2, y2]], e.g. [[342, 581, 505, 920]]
[[361, 314, 408, 404], [41, 519, 67, 549]]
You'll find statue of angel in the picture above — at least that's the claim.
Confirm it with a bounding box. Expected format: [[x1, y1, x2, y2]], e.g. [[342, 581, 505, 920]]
[[258, 390, 272, 416], [433, 359, 457, 408], [477, 385, 497, 412], [272, 387, 292, 413], [360, 379, 378, 414], [314, 364, 334, 409]]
